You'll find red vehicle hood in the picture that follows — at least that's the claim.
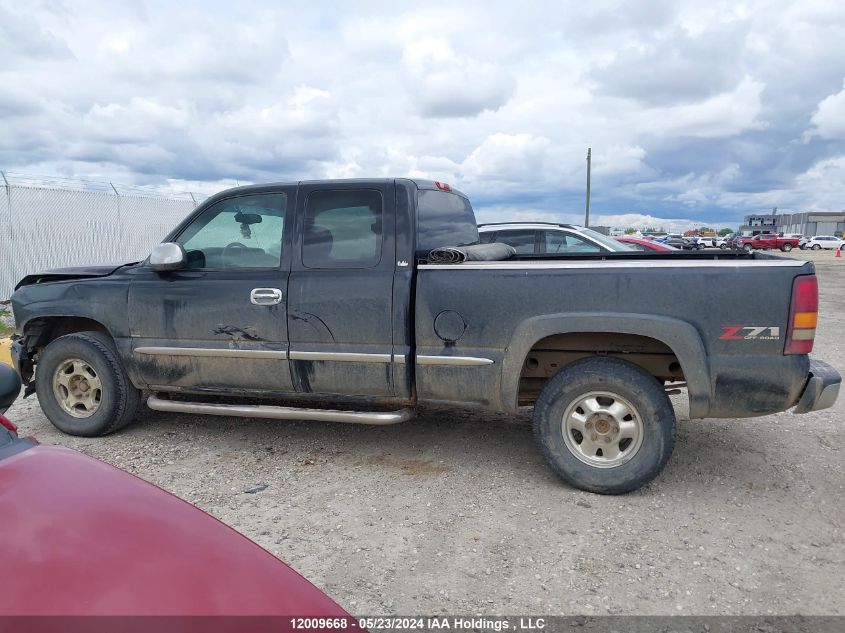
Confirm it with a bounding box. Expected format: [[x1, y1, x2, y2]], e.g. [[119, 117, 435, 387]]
[[1, 445, 350, 616]]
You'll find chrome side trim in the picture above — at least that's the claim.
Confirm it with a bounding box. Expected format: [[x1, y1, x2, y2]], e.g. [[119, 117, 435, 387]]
[[147, 396, 413, 425], [416, 355, 494, 366], [418, 260, 806, 270], [136, 348, 493, 366], [134, 348, 394, 362], [135, 346, 288, 360], [288, 351, 392, 363]]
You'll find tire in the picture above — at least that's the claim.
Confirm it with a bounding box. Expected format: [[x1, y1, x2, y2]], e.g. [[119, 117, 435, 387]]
[[533, 357, 676, 494], [719, 243, 727, 249], [812, 244, 821, 250], [800, 244, 808, 250], [781, 244, 793, 252], [743, 244, 754, 252], [35, 331, 141, 436]]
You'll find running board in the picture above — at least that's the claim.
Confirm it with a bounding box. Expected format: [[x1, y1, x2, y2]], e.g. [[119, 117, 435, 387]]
[[146, 396, 414, 425]]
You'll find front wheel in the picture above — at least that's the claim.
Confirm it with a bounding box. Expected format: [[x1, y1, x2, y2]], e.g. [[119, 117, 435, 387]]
[[719, 243, 727, 249], [743, 244, 754, 252], [35, 331, 141, 436], [533, 357, 677, 494], [781, 244, 793, 252]]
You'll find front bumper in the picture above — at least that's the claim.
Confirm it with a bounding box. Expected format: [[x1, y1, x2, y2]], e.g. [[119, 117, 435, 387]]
[[9, 339, 22, 373], [794, 359, 841, 414]]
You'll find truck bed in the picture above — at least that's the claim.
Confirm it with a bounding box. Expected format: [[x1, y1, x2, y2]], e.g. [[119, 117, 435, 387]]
[[414, 251, 814, 418]]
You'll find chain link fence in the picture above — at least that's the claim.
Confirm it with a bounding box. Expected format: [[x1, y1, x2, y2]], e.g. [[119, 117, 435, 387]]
[[0, 172, 207, 298]]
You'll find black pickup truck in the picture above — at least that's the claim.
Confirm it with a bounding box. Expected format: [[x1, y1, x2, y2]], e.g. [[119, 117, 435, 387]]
[[9, 178, 841, 493]]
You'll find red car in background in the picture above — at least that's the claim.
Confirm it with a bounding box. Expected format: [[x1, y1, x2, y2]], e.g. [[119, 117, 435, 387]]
[[0, 364, 358, 629], [737, 233, 800, 252], [614, 236, 677, 251]]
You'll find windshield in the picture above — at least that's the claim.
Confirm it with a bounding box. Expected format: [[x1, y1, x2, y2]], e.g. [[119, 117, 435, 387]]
[[581, 228, 635, 251]]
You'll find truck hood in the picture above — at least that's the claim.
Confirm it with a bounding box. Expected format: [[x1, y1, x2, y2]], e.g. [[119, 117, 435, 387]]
[[14, 263, 135, 290]]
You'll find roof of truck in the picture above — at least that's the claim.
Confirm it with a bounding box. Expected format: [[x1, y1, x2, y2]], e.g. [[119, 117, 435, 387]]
[[205, 178, 468, 202]]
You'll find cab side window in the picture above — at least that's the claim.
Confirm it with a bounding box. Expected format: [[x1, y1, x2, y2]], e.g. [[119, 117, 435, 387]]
[[302, 190, 383, 269], [177, 193, 286, 269]]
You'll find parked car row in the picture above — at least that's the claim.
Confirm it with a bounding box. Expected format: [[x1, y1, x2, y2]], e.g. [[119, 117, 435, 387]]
[[801, 235, 845, 250], [478, 224, 728, 254], [723, 232, 844, 252], [481, 224, 845, 255]]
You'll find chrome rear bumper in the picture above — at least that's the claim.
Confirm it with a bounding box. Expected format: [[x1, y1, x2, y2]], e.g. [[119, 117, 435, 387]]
[[794, 359, 841, 414]]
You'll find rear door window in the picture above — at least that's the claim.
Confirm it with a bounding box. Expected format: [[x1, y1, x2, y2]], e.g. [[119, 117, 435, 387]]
[[302, 190, 383, 269], [543, 231, 602, 254], [494, 230, 538, 255]]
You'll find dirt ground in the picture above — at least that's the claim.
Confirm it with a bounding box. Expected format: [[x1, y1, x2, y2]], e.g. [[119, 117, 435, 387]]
[[7, 248, 844, 616]]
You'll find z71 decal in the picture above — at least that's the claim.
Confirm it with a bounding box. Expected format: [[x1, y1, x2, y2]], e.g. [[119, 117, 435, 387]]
[[720, 326, 781, 340]]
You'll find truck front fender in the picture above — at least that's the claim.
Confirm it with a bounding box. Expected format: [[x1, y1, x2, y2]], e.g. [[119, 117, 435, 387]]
[[501, 312, 712, 418]]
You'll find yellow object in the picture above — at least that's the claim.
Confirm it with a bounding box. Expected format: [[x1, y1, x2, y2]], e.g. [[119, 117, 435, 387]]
[[0, 337, 12, 367], [793, 312, 818, 329]]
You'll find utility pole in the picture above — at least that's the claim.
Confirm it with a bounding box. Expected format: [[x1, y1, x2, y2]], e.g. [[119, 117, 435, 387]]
[[584, 147, 592, 227]]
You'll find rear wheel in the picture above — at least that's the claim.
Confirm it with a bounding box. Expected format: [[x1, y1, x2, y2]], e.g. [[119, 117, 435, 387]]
[[781, 243, 793, 252], [533, 357, 676, 494], [812, 244, 821, 250], [35, 331, 140, 436]]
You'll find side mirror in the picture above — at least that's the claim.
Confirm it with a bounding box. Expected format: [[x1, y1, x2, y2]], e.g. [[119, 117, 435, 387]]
[[150, 243, 187, 272], [0, 363, 21, 414]]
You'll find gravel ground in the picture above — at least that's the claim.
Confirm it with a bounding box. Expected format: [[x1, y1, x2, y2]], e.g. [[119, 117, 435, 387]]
[[6, 249, 844, 616]]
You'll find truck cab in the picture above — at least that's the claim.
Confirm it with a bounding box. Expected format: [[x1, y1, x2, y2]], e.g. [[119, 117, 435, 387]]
[[12, 179, 477, 408]]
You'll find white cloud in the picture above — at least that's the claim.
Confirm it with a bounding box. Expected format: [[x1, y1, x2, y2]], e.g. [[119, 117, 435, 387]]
[[641, 77, 767, 139], [806, 79, 845, 139], [593, 213, 717, 232], [0, 0, 844, 226], [402, 37, 515, 118], [475, 205, 720, 232]]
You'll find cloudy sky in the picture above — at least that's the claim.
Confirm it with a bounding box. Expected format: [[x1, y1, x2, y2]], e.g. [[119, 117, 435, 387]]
[[2, 0, 844, 229]]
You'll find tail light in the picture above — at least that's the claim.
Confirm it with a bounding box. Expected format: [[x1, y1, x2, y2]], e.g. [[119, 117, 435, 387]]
[[785, 274, 818, 355]]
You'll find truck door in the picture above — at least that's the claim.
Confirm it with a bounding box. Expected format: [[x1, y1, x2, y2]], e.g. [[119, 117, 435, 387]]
[[128, 188, 296, 394], [286, 181, 397, 397]]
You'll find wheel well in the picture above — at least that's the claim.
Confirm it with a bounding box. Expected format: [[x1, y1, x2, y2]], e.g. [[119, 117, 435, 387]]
[[518, 332, 684, 405], [24, 316, 111, 349]]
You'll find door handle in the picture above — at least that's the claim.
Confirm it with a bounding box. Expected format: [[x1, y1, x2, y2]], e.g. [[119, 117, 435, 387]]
[[250, 288, 283, 305]]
